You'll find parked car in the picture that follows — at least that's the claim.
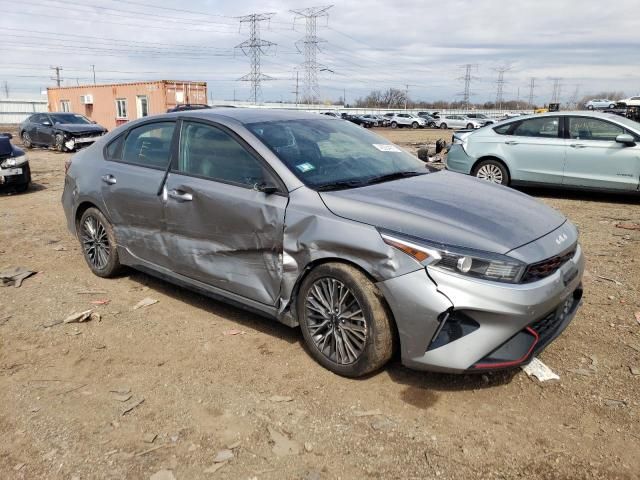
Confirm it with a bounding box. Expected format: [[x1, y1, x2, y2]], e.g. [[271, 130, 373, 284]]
[[167, 104, 212, 113], [63, 109, 584, 377], [616, 96, 640, 107], [417, 113, 438, 128], [360, 114, 388, 127], [436, 115, 482, 130], [0, 133, 31, 193], [322, 112, 341, 118], [585, 99, 616, 110], [446, 111, 640, 192], [345, 115, 376, 128], [389, 113, 426, 129], [20, 113, 107, 152], [464, 113, 495, 126]]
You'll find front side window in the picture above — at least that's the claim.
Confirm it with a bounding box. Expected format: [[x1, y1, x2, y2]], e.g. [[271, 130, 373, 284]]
[[121, 122, 175, 168], [177, 122, 268, 187], [512, 117, 559, 138], [60, 100, 71, 112], [248, 118, 426, 190], [568, 117, 624, 141], [116, 98, 128, 119], [51, 113, 91, 125]]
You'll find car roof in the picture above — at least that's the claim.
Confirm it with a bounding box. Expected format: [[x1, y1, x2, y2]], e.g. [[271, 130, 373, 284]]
[[499, 111, 627, 123], [165, 108, 330, 125]]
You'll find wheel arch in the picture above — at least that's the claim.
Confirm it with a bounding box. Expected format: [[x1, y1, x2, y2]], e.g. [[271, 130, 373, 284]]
[[471, 155, 511, 177], [74, 200, 111, 232]]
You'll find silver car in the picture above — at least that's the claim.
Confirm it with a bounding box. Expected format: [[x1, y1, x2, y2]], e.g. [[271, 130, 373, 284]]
[[447, 112, 640, 192], [436, 114, 483, 130], [62, 109, 583, 377], [389, 113, 427, 129], [585, 99, 616, 110]]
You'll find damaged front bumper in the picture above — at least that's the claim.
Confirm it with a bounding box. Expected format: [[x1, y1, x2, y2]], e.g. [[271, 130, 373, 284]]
[[0, 163, 31, 189], [377, 245, 584, 373]]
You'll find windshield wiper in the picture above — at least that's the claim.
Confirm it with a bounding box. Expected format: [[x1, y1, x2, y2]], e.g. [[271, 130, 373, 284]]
[[315, 179, 366, 191], [360, 170, 426, 186]]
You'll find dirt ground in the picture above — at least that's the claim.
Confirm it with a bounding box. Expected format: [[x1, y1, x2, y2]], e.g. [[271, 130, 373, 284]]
[[1, 126, 639, 480]]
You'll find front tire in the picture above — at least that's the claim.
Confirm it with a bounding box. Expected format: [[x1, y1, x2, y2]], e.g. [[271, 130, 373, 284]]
[[390, 121, 398, 129], [297, 263, 394, 378], [587, 105, 594, 110], [609, 104, 616, 109], [440, 123, 448, 129], [472, 159, 510, 185], [21, 132, 34, 149], [78, 208, 122, 278], [411, 121, 418, 129], [466, 123, 474, 129], [54, 133, 65, 152]]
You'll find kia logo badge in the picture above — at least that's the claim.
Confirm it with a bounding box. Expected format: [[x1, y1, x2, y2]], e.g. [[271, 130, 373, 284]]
[[555, 233, 568, 245]]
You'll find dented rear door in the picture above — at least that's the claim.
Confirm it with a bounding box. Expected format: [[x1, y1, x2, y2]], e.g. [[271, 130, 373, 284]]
[[163, 120, 287, 306]]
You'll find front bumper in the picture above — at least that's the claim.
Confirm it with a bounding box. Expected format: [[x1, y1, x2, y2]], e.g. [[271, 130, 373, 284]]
[[377, 245, 584, 373], [0, 163, 31, 189]]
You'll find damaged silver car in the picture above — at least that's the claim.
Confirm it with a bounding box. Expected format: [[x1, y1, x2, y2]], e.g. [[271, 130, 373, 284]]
[[62, 109, 584, 377]]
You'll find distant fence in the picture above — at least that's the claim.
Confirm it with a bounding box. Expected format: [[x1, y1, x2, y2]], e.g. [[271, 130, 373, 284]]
[[0, 99, 48, 124]]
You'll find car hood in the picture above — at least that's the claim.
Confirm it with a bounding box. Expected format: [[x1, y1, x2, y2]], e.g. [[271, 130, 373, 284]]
[[319, 171, 566, 254], [54, 123, 106, 133]]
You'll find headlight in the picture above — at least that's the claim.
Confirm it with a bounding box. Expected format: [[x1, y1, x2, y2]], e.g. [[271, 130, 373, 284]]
[[1, 153, 28, 168], [380, 231, 526, 283]]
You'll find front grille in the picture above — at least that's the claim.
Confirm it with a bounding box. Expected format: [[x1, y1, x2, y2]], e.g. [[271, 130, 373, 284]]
[[522, 247, 576, 283]]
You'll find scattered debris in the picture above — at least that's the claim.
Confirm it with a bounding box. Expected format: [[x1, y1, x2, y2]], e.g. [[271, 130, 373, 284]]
[[63, 309, 100, 324], [227, 441, 241, 450], [521, 358, 560, 382], [110, 386, 131, 395], [269, 395, 293, 403], [223, 329, 246, 336], [113, 393, 132, 403], [204, 462, 228, 474], [630, 367, 640, 376], [0, 314, 11, 326], [304, 442, 313, 453], [143, 433, 157, 444], [150, 469, 175, 480], [54, 245, 67, 251], [267, 426, 301, 457], [135, 444, 170, 457], [91, 299, 110, 305], [635, 312, 640, 326], [77, 290, 107, 295], [303, 470, 322, 480], [603, 399, 627, 408], [122, 397, 145, 416], [595, 275, 623, 286], [133, 297, 158, 310], [616, 222, 640, 231], [353, 409, 382, 417], [213, 449, 234, 463], [568, 368, 593, 377], [0, 266, 36, 288], [371, 416, 396, 431], [13, 463, 25, 471]]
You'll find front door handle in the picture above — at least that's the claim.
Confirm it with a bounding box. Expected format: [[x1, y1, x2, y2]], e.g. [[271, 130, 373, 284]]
[[504, 140, 519, 145], [101, 174, 117, 185], [168, 189, 193, 202], [570, 144, 587, 149]]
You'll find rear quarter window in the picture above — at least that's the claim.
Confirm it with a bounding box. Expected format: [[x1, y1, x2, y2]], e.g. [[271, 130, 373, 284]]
[[493, 123, 514, 135]]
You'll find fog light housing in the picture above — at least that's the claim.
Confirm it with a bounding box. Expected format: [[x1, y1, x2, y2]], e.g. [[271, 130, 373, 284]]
[[427, 311, 480, 351]]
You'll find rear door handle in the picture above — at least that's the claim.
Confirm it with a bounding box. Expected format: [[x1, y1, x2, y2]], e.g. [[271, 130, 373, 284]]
[[101, 174, 117, 185], [168, 189, 193, 202], [504, 140, 519, 145], [570, 144, 587, 149]]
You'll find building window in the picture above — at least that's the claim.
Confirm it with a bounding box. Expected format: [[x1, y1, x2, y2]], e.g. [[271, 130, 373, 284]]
[[116, 98, 128, 119], [60, 100, 70, 112]]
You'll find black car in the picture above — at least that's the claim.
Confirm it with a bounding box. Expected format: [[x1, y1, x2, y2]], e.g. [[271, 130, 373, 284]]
[[417, 112, 437, 128], [0, 133, 31, 193], [20, 113, 107, 152], [344, 114, 376, 128], [166, 104, 212, 113]]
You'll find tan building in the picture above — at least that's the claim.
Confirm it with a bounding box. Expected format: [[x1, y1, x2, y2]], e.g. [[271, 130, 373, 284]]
[[47, 80, 207, 130]]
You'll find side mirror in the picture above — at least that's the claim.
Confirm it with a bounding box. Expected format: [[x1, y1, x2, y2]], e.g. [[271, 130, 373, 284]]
[[42, 121, 52, 127], [255, 182, 279, 194], [615, 133, 636, 145]]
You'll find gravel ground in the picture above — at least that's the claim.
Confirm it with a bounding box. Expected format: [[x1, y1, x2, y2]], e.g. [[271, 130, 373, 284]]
[[0, 126, 639, 480]]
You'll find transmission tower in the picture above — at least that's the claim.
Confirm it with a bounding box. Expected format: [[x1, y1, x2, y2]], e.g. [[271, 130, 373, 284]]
[[235, 13, 276, 104], [291, 5, 333, 104], [527, 77, 536, 106], [493, 65, 511, 109], [457, 64, 478, 109], [550, 78, 563, 103]]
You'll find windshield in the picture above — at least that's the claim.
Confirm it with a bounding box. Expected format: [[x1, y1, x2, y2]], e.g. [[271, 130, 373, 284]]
[[51, 114, 92, 125], [247, 118, 427, 190]]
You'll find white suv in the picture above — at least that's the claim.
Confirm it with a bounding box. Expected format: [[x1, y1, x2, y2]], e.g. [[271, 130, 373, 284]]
[[389, 113, 427, 129], [436, 115, 482, 130]]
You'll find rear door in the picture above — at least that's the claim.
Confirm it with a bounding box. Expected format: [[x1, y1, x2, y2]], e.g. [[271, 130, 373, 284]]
[[163, 120, 288, 306], [100, 120, 177, 267], [500, 116, 566, 184], [563, 116, 640, 191]]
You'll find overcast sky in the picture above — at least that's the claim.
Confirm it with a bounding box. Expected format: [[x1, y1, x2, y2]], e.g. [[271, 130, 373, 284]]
[[1, 0, 639, 103]]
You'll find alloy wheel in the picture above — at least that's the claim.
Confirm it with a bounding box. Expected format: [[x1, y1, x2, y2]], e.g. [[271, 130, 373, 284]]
[[22, 132, 32, 148], [305, 278, 368, 365], [476, 164, 504, 184], [81, 215, 110, 270]]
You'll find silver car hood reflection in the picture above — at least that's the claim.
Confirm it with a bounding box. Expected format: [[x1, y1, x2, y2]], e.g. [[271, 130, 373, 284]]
[[320, 170, 566, 254]]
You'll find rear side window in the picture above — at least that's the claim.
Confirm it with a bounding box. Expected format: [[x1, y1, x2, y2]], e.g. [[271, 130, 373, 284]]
[[105, 135, 125, 161], [120, 122, 175, 168], [568, 117, 623, 141], [493, 123, 514, 135], [512, 117, 559, 138]]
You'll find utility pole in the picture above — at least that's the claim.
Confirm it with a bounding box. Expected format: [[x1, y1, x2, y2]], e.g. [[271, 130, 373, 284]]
[[551, 78, 563, 104], [458, 64, 478, 109], [291, 70, 300, 106], [235, 13, 276, 104], [91, 64, 96, 85], [493, 65, 511, 110], [2, 81, 9, 99], [527, 77, 536, 107], [50, 66, 63, 87], [343, 87, 346, 107], [291, 5, 333, 105]]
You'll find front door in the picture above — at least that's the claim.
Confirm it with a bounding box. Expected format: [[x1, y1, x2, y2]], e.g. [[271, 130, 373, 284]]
[[163, 120, 287, 306], [100, 120, 177, 267], [502, 116, 566, 184], [563, 116, 640, 191]]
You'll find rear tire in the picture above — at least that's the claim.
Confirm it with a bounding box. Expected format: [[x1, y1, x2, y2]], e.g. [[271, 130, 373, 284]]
[[21, 132, 33, 149], [297, 263, 394, 378], [391, 121, 398, 129], [440, 123, 447, 129], [78, 207, 122, 278], [411, 122, 418, 129], [466, 123, 474, 129], [54, 133, 65, 152], [472, 159, 510, 186], [587, 105, 594, 110]]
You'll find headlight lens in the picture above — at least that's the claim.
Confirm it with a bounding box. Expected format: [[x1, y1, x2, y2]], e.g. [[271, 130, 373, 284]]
[[1, 153, 28, 168], [380, 231, 526, 283]]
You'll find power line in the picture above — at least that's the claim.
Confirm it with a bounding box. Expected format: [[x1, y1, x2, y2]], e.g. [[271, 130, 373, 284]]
[[235, 13, 277, 104], [291, 5, 333, 104]]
